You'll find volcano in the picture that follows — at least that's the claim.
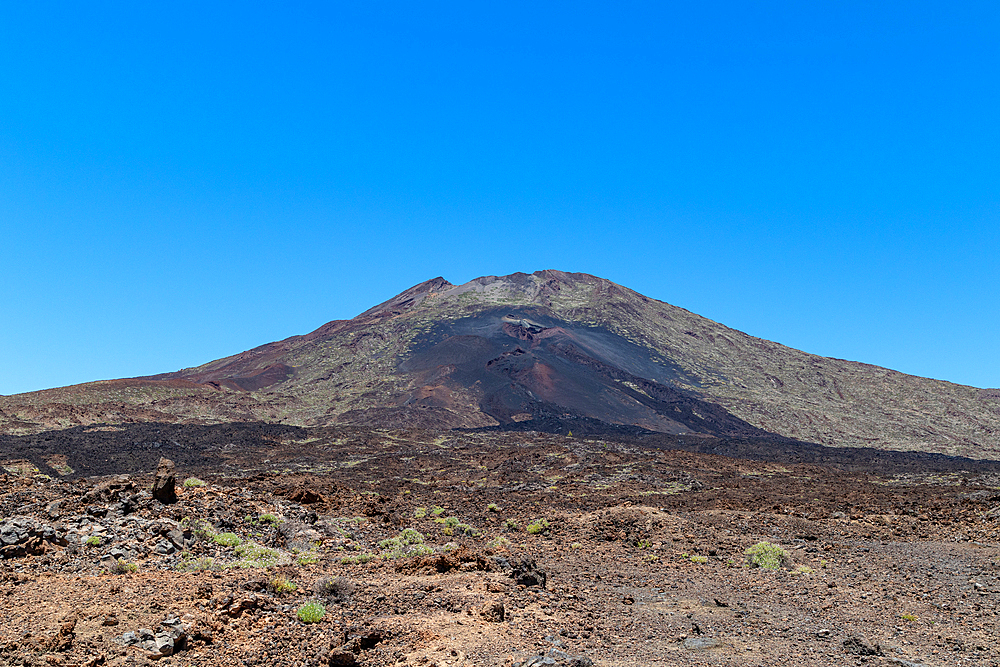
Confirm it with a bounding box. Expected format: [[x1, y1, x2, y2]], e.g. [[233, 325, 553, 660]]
[[2, 270, 998, 459]]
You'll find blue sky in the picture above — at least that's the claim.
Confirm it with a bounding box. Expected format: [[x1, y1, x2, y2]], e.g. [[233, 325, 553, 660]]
[[1, 1, 998, 395]]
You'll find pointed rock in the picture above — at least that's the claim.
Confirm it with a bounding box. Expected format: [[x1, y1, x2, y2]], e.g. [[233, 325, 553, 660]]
[[151, 457, 177, 504]]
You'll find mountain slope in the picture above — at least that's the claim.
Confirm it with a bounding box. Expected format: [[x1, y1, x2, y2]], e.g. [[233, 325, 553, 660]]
[[2, 270, 998, 459]]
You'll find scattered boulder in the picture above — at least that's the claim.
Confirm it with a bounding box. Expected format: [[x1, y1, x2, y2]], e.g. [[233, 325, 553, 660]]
[[479, 600, 505, 622], [514, 647, 593, 667], [279, 520, 324, 550], [494, 555, 546, 588], [0, 517, 68, 558], [683, 637, 720, 650], [287, 487, 324, 504], [151, 457, 177, 504], [843, 635, 884, 656], [113, 616, 187, 657]]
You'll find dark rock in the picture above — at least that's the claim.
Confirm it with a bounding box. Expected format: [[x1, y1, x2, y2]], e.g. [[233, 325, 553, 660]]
[[327, 649, 357, 666], [843, 635, 883, 656], [515, 647, 593, 667], [494, 555, 547, 588], [0, 517, 68, 558], [167, 528, 195, 550], [480, 600, 505, 622], [287, 487, 324, 504], [154, 540, 176, 555], [151, 458, 177, 504], [86, 505, 107, 518]]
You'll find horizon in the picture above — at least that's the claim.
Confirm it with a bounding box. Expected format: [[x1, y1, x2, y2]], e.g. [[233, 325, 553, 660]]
[[2, 2, 998, 395]]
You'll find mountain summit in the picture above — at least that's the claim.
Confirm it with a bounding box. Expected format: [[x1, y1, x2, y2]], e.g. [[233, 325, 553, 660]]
[[2, 271, 998, 459]]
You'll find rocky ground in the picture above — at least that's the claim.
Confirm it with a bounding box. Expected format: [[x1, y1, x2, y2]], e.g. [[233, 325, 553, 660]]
[[2, 426, 1000, 666]]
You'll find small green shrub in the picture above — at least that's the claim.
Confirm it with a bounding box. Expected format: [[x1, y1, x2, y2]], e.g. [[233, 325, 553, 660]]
[[379, 529, 432, 559], [233, 542, 281, 568], [296, 601, 326, 624], [295, 552, 319, 565], [269, 576, 297, 594], [689, 555, 708, 564], [107, 558, 137, 575], [213, 532, 242, 548], [258, 513, 280, 525], [398, 528, 425, 544], [430, 506, 445, 516], [635, 539, 652, 549], [486, 535, 511, 549], [340, 552, 376, 565], [526, 519, 550, 535], [487, 503, 500, 513], [792, 565, 814, 575], [85, 535, 101, 547], [900, 613, 918, 622], [570, 542, 582, 549], [174, 556, 218, 572], [183, 477, 206, 488], [414, 507, 427, 519], [744, 541, 790, 570], [504, 519, 519, 531]]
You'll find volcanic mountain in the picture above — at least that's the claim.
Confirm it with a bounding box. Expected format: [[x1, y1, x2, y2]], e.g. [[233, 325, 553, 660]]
[[2, 270, 998, 459]]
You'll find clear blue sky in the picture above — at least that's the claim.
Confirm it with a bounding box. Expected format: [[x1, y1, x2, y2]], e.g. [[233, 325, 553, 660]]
[[2, 1, 998, 396]]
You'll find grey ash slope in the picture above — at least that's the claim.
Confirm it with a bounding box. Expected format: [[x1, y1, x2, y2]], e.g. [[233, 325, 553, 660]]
[[2, 270, 998, 459]]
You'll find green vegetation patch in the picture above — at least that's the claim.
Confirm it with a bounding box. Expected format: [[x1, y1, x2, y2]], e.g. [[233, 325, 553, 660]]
[[213, 532, 242, 548], [233, 542, 282, 568], [744, 541, 790, 570], [296, 601, 326, 624], [526, 519, 550, 535]]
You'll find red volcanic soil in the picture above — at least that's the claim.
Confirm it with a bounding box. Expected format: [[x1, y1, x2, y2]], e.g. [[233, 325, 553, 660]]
[[2, 424, 999, 666]]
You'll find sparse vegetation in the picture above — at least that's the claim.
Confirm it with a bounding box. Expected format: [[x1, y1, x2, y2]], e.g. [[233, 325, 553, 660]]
[[269, 576, 297, 594], [84, 535, 100, 547], [213, 532, 242, 548], [233, 542, 281, 568], [314, 576, 355, 602], [745, 541, 790, 570], [174, 555, 218, 572], [526, 519, 550, 535], [340, 552, 376, 565], [182, 477, 206, 488], [295, 551, 320, 565], [296, 601, 326, 624], [107, 558, 137, 575], [689, 555, 708, 564]]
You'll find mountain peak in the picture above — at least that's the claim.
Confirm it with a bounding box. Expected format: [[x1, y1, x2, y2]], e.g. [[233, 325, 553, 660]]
[[2, 271, 997, 461]]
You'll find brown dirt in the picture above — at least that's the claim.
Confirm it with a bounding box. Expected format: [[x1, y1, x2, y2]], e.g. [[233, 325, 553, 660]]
[[1, 427, 999, 666]]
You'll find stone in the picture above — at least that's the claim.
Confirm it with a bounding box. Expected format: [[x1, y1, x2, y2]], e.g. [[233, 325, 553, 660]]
[[494, 555, 547, 588], [843, 635, 883, 656], [327, 649, 357, 666], [167, 528, 195, 550], [151, 458, 177, 504], [682, 637, 720, 650], [479, 600, 505, 622], [154, 539, 176, 555]]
